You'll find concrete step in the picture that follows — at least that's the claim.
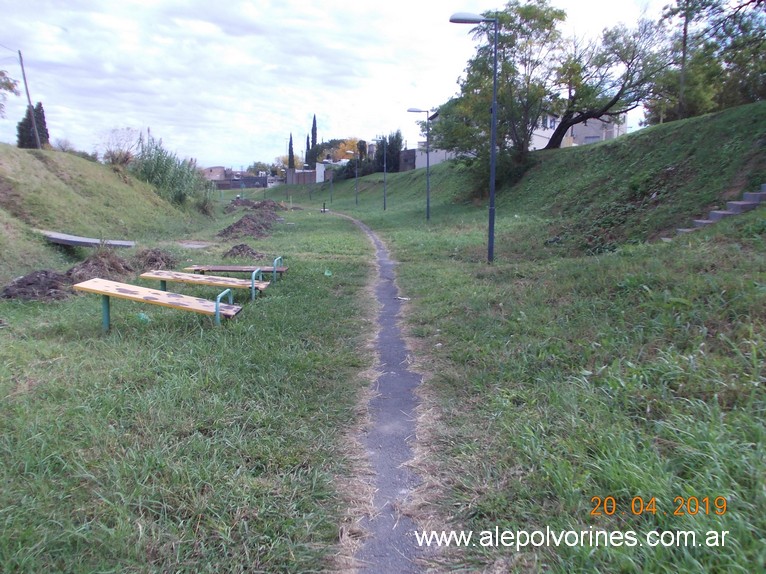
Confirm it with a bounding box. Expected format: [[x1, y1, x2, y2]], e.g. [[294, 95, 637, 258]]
[[726, 200, 759, 214], [693, 219, 715, 228], [677, 228, 698, 234], [708, 210, 737, 221], [743, 191, 766, 203]]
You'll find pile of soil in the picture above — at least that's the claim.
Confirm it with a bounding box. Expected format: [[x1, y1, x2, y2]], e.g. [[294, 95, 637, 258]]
[[132, 248, 178, 271], [67, 250, 134, 284], [217, 210, 281, 240], [223, 244, 268, 259], [1, 270, 72, 301], [224, 198, 287, 214]]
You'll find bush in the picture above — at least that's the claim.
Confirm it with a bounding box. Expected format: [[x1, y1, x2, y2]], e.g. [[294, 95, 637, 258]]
[[129, 132, 215, 211]]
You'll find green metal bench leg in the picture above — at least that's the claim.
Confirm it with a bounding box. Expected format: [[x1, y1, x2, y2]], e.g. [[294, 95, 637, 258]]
[[215, 289, 233, 326], [250, 268, 262, 301], [159, 280, 167, 291], [101, 294, 111, 333], [272, 256, 283, 284]]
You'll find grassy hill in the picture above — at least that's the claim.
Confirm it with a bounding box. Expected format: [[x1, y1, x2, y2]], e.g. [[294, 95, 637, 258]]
[[0, 144, 198, 282]]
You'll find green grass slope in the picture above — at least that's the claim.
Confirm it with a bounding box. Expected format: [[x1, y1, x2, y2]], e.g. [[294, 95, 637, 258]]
[[277, 102, 765, 572], [0, 144, 195, 282], [510, 101, 766, 253]]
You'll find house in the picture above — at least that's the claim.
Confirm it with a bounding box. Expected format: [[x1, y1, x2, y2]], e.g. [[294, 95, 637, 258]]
[[531, 114, 627, 149], [398, 110, 626, 173]]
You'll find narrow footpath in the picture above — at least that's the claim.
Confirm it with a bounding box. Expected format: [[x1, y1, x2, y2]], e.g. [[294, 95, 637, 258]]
[[350, 218, 425, 573]]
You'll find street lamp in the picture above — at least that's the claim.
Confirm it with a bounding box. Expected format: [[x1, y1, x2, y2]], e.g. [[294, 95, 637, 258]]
[[373, 136, 388, 210], [346, 149, 359, 205], [407, 107, 431, 221], [451, 11, 499, 263]]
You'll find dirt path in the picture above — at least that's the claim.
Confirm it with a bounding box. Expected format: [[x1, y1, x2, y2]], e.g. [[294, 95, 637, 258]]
[[350, 218, 426, 573]]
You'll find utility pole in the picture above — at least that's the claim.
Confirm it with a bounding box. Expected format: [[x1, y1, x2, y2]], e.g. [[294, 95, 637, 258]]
[[18, 50, 41, 149]]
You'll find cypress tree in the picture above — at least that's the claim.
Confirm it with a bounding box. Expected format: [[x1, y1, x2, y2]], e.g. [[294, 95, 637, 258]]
[[288, 134, 295, 169], [310, 114, 317, 168]]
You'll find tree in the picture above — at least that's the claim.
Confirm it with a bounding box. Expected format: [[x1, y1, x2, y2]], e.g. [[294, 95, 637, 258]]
[[357, 139, 367, 160], [644, 0, 765, 124], [373, 130, 403, 173], [310, 114, 318, 168], [305, 134, 311, 168], [288, 133, 295, 169], [16, 101, 49, 148], [0, 70, 19, 118], [452, 0, 566, 157], [545, 19, 668, 148]]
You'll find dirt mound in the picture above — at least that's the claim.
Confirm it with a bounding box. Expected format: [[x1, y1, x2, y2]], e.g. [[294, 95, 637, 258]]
[[224, 198, 288, 214], [132, 248, 178, 271], [1, 270, 73, 301], [66, 250, 135, 283], [217, 210, 280, 240], [222, 244, 268, 259]]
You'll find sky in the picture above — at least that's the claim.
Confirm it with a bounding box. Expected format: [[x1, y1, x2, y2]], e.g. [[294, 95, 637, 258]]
[[0, 0, 664, 170]]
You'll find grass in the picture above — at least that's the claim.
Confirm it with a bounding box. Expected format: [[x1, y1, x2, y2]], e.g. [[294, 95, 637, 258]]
[[1, 101, 765, 572], [0, 206, 376, 572]]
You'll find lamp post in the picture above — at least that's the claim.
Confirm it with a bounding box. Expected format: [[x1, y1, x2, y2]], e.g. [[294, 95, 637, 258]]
[[374, 136, 388, 210], [407, 108, 431, 221], [451, 11, 499, 263], [346, 149, 359, 205]]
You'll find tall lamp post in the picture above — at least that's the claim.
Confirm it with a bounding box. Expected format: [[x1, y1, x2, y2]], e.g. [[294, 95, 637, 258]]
[[450, 11, 499, 263], [373, 136, 388, 210], [346, 149, 359, 205], [407, 108, 431, 221]]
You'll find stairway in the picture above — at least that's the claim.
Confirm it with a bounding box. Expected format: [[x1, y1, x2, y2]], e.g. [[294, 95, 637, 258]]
[[676, 183, 766, 235]]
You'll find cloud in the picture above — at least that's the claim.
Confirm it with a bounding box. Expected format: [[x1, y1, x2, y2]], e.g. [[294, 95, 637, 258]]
[[0, 0, 663, 167]]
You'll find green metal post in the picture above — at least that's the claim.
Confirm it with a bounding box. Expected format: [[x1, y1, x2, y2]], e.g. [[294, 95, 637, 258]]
[[159, 280, 167, 291], [250, 268, 262, 301], [101, 294, 111, 333], [215, 289, 233, 326]]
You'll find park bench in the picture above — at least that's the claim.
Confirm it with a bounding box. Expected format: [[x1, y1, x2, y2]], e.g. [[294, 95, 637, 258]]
[[139, 269, 269, 301], [73, 278, 242, 332], [184, 256, 287, 283]]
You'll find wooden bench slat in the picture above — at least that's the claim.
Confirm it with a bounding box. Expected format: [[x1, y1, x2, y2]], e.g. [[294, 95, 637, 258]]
[[139, 270, 270, 292], [73, 278, 242, 317], [183, 265, 288, 274]]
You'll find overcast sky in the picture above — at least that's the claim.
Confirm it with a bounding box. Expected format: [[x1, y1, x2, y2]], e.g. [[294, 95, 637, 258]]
[[0, 0, 664, 169]]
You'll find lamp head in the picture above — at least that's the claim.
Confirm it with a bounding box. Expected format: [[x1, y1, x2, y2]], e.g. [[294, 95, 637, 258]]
[[449, 12, 485, 24]]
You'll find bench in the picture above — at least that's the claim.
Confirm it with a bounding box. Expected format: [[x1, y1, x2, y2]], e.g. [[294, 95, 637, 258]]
[[73, 278, 242, 332], [139, 269, 269, 301], [40, 230, 135, 248], [184, 256, 287, 283]]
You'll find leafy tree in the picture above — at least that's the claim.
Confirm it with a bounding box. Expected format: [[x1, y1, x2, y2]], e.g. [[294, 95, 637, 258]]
[[357, 139, 367, 160], [645, 0, 765, 124], [373, 130, 403, 173], [432, 0, 667, 178], [0, 70, 19, 118], [545, 19, 668, 148], [16, 101, 49, 148], [288, 133, 295, 169]]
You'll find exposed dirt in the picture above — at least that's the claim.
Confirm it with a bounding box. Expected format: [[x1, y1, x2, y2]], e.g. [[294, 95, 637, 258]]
[[217, 211, 280, 240], [223, 198, 287, 214], [1, 270, 73, 301], [222, 243, 268, 259], [66, 250, 135, 284], [132, 248, 178, 271]]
